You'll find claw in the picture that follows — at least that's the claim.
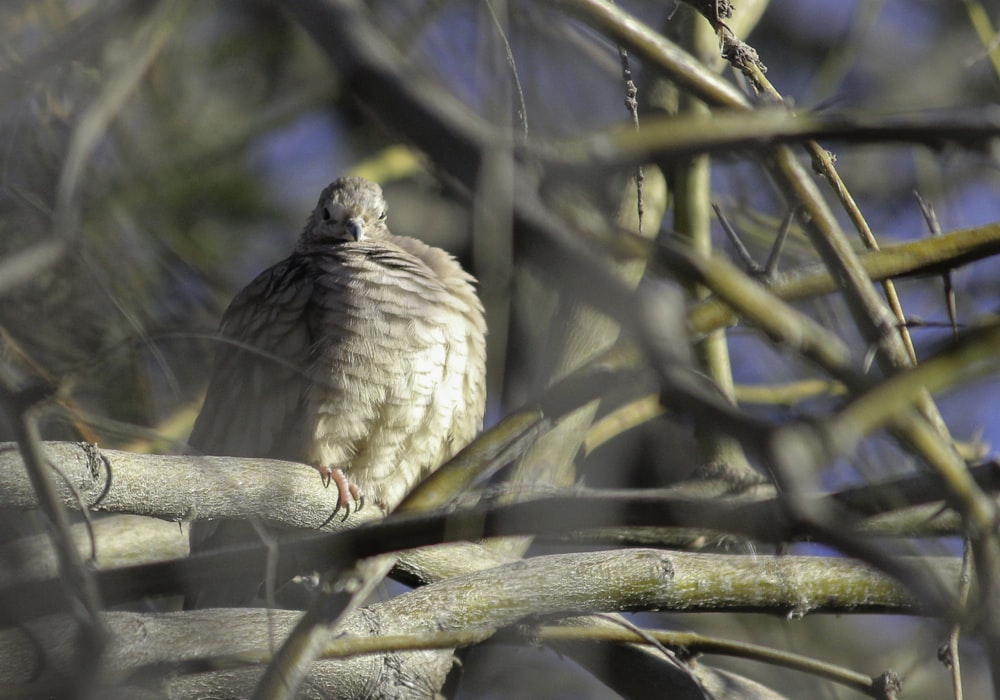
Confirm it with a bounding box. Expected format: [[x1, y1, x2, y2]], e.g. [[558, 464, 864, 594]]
[[315, 464, 333, 489], [312, 464, 365, 524], [349, 482, 365, 513]]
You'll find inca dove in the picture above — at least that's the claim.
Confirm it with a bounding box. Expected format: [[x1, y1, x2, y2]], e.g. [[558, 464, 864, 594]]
[[187, 176, 486, 604]]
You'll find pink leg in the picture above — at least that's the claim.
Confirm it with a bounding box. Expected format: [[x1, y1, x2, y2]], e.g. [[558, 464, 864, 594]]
[[312, 465, 365, 520]]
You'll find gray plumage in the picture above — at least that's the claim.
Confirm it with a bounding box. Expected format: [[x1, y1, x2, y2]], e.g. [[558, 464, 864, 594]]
[[187, 177, 486, 604]]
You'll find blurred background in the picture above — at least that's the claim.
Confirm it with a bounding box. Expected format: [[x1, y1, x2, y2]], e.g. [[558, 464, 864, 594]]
[[2, 0, 1000, 697]]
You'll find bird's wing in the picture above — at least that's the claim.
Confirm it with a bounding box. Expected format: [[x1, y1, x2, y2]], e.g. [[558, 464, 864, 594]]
[[188, 255, 318, 462]]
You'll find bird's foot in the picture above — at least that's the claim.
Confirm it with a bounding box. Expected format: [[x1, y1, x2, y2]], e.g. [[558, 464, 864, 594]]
[[313, 464, 365, 521]]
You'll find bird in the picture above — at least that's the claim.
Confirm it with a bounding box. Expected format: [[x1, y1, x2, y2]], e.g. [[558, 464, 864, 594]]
[[187, 176, 487, 605]]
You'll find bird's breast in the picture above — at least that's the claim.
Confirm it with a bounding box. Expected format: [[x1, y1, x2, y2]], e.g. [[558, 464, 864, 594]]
[[303, 245, 484, 509]]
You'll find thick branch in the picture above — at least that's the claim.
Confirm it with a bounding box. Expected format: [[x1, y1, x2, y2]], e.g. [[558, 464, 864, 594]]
[[0, 549, 943, 698], [0, 441, 378, 531], [1, 441, 990, 624]]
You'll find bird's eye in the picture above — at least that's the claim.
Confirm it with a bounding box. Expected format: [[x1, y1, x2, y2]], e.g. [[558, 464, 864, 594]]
[[322, 206, 332, 221], [378, 210, 387, 222]]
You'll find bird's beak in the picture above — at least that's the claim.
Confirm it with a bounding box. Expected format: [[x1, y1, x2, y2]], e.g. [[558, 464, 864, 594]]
[[345, 217, 365, 242]]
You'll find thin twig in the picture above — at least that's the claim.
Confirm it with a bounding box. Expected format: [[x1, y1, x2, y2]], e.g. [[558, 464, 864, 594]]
[[617, 42, 645, 235], [712, 203, 763, 275], [538, 625, 891, 699], [941, 536, 973, 700], [484, 0, 528, 141], [0, 367, 107, 693], [763, 205, 798, 278], [915, 190, 959, 340]]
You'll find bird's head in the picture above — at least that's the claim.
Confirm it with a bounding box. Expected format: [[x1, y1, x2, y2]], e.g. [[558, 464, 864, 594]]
[[298, 177, 389, 248]]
